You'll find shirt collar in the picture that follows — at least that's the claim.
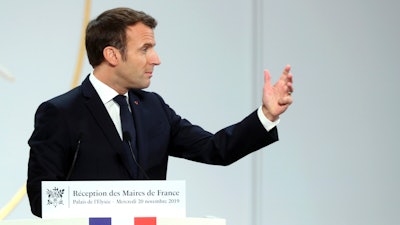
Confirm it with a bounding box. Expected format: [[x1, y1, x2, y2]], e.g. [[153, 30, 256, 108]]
[[89, 71, 128, 104]]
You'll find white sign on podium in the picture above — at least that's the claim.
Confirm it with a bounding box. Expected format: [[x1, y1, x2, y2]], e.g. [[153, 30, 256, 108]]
[[41, 180, 186, 219]]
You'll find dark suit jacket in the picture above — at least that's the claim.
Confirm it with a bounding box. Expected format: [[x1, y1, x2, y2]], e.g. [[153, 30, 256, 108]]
[[27, 76, 279, 217]]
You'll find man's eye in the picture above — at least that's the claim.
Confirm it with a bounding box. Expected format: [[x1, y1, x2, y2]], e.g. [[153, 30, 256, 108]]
[[141, 47, 147, 52]]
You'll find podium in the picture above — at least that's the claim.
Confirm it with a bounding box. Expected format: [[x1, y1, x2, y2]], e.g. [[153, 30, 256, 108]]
[[0, 217, 226, 225], [15, 181, 227, 224]]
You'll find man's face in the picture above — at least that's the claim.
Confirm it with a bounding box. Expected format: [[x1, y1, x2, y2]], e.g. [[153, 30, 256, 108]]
[[116, 22, 161, 90]]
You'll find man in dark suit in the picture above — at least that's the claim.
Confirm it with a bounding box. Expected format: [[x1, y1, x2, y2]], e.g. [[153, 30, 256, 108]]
[[27, 7, 294, 217]]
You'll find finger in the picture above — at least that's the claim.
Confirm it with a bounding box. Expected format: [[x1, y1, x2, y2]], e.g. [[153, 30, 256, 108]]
[[264, 69, 272, 88], [287, 72, 293, 83], [284, 64, 291, 75], [278, 95, 293, 105], [287, 82, 294, 93], [279, 65, 291, 82], [283, 70, 293, 93]]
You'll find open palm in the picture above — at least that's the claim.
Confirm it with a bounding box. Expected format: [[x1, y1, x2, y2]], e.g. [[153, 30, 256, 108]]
[[262, 65, 294, 121]]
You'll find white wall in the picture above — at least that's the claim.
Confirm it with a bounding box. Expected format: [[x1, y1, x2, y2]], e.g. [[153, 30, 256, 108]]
[[1, 1, 399, 225], [258, 0, 400, 224]]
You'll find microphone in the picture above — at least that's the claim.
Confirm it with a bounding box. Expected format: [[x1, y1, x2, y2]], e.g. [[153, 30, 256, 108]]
[[66, 133, 83, 180], [123, 131, 150, 180]]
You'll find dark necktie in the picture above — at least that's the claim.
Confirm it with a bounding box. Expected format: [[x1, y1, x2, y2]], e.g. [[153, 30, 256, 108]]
[[113, 94, 138, 177]]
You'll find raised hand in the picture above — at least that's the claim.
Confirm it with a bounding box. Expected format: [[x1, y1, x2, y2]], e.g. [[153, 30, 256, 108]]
[[262, 64, 294, 121]]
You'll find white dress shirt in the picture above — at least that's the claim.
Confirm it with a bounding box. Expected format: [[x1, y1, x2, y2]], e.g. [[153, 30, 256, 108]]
[[89, 72, 127, 139]]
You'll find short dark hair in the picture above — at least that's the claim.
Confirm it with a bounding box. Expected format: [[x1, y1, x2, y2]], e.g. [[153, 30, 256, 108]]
[[85, 7, 157, 67]]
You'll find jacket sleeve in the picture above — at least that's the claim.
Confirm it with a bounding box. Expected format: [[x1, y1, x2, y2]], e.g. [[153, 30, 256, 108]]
[[27, 101, 76, 217], [154, 93, 279, 165]]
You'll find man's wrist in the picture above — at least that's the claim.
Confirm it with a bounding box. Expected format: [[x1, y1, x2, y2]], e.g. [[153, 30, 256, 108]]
[[261, 105, 279, 122], [257, 106, 280, 131]]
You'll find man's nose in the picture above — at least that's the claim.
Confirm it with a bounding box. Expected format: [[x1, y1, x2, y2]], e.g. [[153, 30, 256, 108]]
[[150, 51, 161, 65]]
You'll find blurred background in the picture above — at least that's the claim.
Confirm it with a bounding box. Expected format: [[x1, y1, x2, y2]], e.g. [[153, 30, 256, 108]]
[[1, 0, 399, 225]]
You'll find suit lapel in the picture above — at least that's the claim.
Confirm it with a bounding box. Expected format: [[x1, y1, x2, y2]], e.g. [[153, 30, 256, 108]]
[[81, 76, 136, 178]]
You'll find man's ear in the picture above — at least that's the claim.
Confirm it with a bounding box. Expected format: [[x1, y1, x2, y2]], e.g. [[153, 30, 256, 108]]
[[103, 46, 120, 66]]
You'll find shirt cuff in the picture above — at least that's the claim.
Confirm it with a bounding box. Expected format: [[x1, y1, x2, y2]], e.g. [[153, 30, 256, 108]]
[[257, 106, 280, 131]]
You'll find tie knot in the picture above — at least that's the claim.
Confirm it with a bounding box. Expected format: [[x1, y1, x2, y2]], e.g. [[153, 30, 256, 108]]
[[113, 95, 128, 107]]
